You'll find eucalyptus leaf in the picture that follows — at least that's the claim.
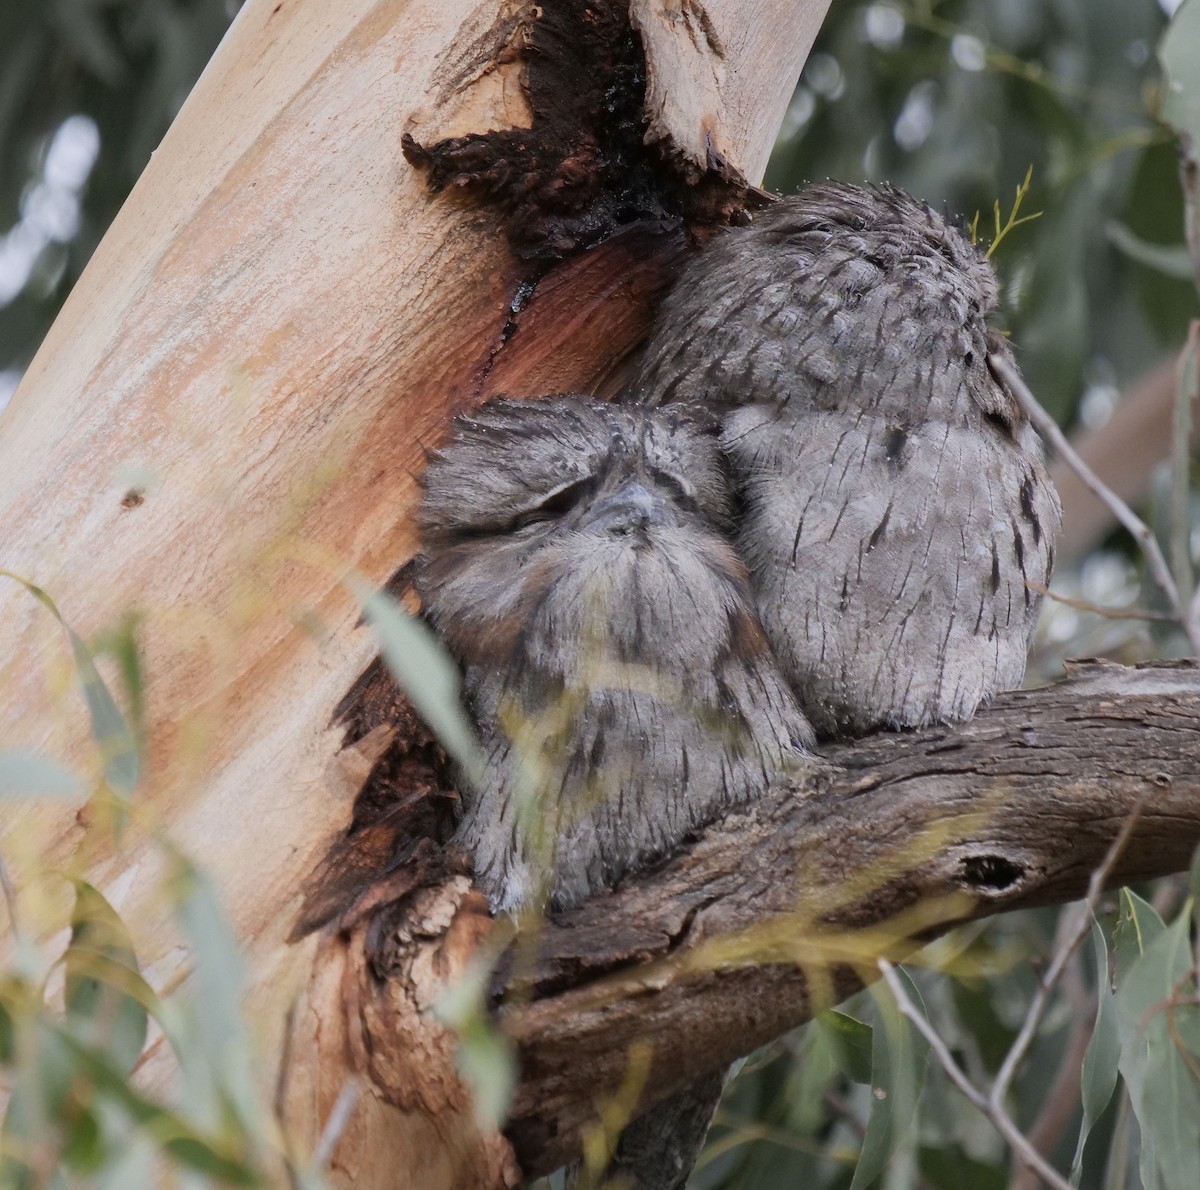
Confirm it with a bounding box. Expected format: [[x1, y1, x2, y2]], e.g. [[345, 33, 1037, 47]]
[[0, 1080, 41, 1190], [59, 1104, 103, 1173], [1112, 887, 1165, 982], [1106, 221, 1195, 281], [454, 1021, 517, 1135], [1112, 898, 1200, 1190], [93, 1132, 155, 1190], [1160, 0, 1200, 143], [0, 1021, 80, 1189], [66, 625, 139, 798], [848, 969, 930, 1190], [52, 1026, 260, 1186], [64, 882, 149, 1076], [91, 613, 146, 749], [0, 572, 139, 799], [1069, 917, 1120, 1184], [351, 580, 485, 786], [816, 1010, 875, 1085], [435, 952, 516, 1132], [0, 996, 12, 1063], [165, 849, 263, 1138]]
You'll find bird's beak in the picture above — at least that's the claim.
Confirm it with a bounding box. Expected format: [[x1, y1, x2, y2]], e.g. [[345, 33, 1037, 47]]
[[582, 481, 669, 537]]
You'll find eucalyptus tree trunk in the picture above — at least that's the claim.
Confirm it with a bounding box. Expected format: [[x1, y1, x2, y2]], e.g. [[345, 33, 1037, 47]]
[[0, 2, 831, 1185]]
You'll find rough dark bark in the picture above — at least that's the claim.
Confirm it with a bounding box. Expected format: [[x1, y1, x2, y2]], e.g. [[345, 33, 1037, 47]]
[[323, 659, 1200, 1178], [402, 0, 766, 265], [494, 659, 1200, 1173]]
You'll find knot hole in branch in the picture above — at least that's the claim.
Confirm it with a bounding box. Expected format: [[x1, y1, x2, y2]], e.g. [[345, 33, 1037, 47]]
[[959, 853, 1026, 893]]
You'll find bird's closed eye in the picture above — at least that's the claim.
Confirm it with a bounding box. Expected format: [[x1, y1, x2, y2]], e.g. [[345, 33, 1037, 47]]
[[651, 468, 694, 505], [510, 476, 595, 530]]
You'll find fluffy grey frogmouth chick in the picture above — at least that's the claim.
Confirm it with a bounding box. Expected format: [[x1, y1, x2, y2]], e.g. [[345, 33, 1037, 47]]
[[630, 182, 1062, 737], [416, 395, 814, 912]]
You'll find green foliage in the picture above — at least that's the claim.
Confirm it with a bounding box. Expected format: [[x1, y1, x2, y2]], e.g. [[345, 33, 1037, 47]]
[[1159, 0, 1200, 142], [0, 0, 240, 377], [1110, 890, 1200, 1190], [1070, 920, 1119, 1181], [0, 754, 83, 799], [818, 1011, 875, 1086], [848, 973, 930, 1190], [63, 881, 149, 1076], [353, 580, 486, 786], [0, 572, 139, 805], [0, 591, 330, 1188], [699, 887, 1200, 1190], [0, 873, 275, 1188], [435, 951, 518, 1133]]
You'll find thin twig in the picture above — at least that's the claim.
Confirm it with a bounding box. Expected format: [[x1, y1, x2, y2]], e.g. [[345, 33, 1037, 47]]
[[878, 959, 1073, 1190], [1008, 953, 1092, 1190], [1027, 580, 1175, 624], [879, 803, 1144, 1190], [990, 353, 1200, 654], [314, 1079, 361, 1170], [274, 999, 304, 1190], [1179, 135, 1200, 300], [1175, 130, 1200, 642], [1170, 323, 1198, 613], [990, 799, 1145, 1109]]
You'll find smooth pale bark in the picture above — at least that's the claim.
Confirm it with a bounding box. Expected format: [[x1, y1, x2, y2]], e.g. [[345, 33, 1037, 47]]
[[0, 1, 828, 1186]]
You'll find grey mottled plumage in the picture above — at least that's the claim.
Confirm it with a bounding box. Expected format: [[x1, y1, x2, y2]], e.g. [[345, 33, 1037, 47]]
[[630, 181, 1062, 737], [416, 395, 813, 912]]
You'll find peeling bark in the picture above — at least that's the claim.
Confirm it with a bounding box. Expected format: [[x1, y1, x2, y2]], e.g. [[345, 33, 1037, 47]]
[[401, 0, 809, 262]]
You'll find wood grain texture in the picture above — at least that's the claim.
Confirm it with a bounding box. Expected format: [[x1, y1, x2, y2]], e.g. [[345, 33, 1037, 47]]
[[633, 0, 828, 184], [0, 2, 826, 1186]]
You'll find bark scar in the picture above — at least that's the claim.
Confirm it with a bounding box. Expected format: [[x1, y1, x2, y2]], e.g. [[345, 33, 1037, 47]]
[[403, 0, 759, 264]]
